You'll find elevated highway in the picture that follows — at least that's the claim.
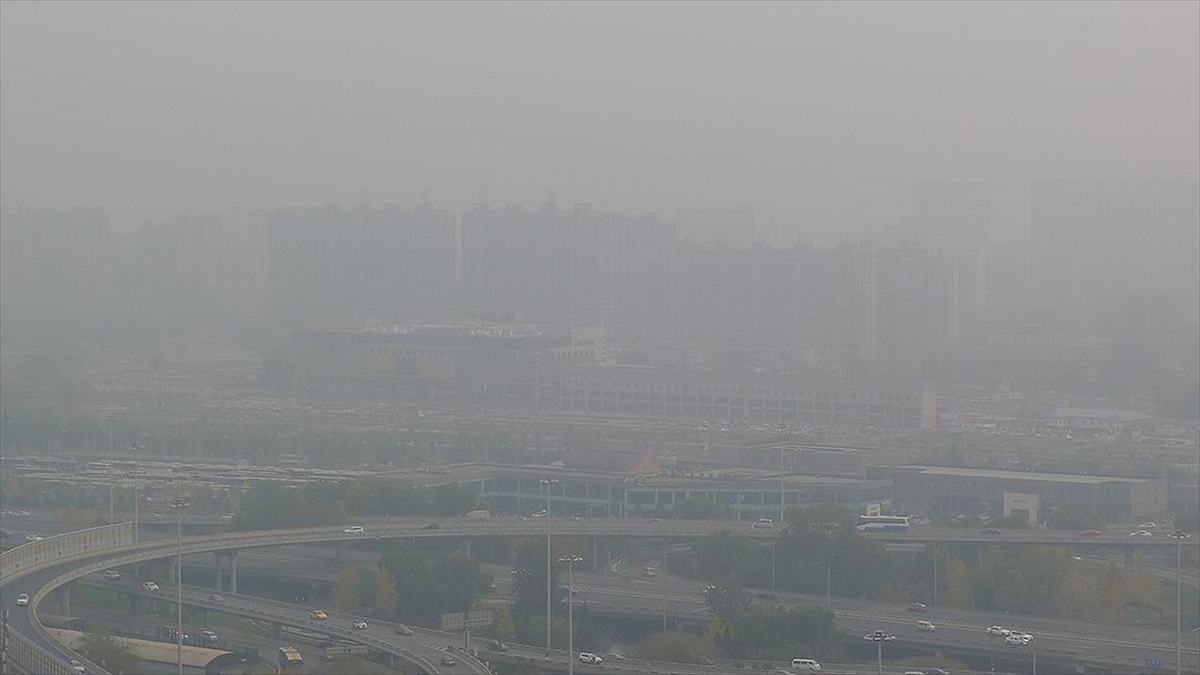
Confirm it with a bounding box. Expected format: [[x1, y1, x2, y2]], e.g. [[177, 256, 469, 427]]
[[3, 518, 1198, 674]]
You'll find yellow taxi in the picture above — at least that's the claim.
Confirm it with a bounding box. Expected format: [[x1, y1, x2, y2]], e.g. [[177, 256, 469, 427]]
[[309, 609, 328, 620]]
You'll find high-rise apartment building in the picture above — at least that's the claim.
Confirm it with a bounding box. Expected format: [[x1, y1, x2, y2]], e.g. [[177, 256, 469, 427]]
[[0, 206, 109, 320], [1031, 178, 1200, 321]]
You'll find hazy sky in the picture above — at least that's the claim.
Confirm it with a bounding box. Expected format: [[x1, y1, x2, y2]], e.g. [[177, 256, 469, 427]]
[[2, 1, 1197, 242]]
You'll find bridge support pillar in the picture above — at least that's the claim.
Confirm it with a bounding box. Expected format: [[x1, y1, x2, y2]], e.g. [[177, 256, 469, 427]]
[[58, 584, 70, 615], [977, 543, 985, 570], [130, 594, 147, 616], [1125, 546, 1135, 571], [335, 542, 343, 561], [462, 537, 472, 559], [592, 537, 599, 571], [230, 549, 238, 594], [214, 552, 223, 591]]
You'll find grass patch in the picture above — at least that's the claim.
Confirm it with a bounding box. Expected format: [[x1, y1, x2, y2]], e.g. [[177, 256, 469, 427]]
[[72, 585, 129, 612]]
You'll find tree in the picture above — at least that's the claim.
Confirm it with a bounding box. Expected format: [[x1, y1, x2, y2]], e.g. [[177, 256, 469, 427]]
[[79, 627, 141, 675], [374, 568, 398, 618], [493, 606, 516, 641], [512, 538, 564, 620], [942, 556, 971, 608], [633, 630, 716, 664], [335, 568, 361, 613], [702, 581, 751, 619]]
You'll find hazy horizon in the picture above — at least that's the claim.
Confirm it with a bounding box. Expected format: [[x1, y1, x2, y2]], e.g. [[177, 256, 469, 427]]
[[2, 1, 1197, 244]]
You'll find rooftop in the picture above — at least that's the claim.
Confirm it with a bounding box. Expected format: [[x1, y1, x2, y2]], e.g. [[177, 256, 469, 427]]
[[1043, 408, 1153, 422], [897, 465, 1159, 484]]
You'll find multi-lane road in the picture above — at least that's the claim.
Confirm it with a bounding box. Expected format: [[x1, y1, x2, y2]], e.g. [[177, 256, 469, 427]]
[[4, 516, 1199, 675]]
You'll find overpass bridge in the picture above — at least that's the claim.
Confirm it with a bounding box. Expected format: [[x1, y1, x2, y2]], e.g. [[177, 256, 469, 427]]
[[2, 518, 1198, 674]]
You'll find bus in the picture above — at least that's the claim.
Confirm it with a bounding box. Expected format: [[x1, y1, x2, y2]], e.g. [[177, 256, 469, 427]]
[[856, 515, 910, 533], [278, 646, 304, 670]]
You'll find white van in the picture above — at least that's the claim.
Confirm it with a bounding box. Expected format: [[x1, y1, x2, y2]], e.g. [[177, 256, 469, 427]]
[[791, 658, 822, 671], [917, 620, 936, 631]]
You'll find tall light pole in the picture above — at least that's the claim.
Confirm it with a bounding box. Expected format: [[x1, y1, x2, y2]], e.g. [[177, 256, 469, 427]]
[[130, 443, 141, 542], [932, 541, 938, 606], [541, 478, 558, 659], [1170, 530, 1191, 675], [1028, 635, 1037, 675], [824, 553, 835, 610], [559, 554, 582, 675], [863, 630, 894, 675], [777, 423, 787, 524], [170, 498, 188, 675], [107, 415, 115, 525]]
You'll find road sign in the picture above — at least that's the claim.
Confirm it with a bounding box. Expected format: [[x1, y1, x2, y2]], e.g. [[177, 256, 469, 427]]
[[441, 609, 494, 631]]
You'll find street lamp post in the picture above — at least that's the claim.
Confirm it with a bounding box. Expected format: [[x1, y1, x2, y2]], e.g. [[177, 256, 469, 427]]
[[932, 541, 938, 607], [559, 554, 582, 675], [130, 443, 141, 542], [107, 415, 115, 525], [1029, 635, 1037, 675], [824, 553, 835, 610], [540, 478, 558, 659], [777, 424, 787, 524], [1170, 530, 1191, 675], [863, 630, 894, 675], [170, 498, 189, 675]]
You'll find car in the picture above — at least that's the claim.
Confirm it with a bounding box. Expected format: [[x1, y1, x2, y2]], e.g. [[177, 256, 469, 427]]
[[917, 620, 936, 632], [925, 669, 951, 675], [343, 525, 365, 534], [906, 601, 928, 612], [531, 510, 547, 518], [1129, 530, 1153, 537], [16, 593, 29, 606], [309, 609, 328, 620], [207, 594, 225, 603], [1140, 522, 1157, 529], [905, 671, 927, 675], [141, 582, 160, 592], [352, 619, 368, 629], [103, 570, 121, 582], [979, 528, 1002, 535], [986, 625, 1008, 636], [1005, 634, 1027, 645], [69, 659, 86, 673], [790, 658, 822, 671], [756, 591, 777, 600], [25, 534, 44, 542], [1077, 529, 1102, 537], [577, 652, 603, 664], [752, 518, 774, 529], [420, 522, 441, 530], [488, 640, 510, 653], [200, 630, 219, 644], [441, 656, 457, 667], [394, 624, 414, 636], [220, 514, 235, 521]]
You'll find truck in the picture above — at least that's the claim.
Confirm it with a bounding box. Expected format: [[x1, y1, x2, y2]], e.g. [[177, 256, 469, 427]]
[[466, 509, 491, 521], [321, 643, 369, 661]]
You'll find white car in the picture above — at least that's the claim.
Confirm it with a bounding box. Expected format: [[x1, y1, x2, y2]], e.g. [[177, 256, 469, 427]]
[[343, 525, 365, 534], [1129, 530, 1153, 538], [987, 625, 1008, 636], [1140, 521, 1157, 529], [16, 593, 29, 606], [141, 581, 160, 592], [1005, 633, 1032, 645], [25, 534, 43, 542], [69, 659, 86, 673], [752, 518, 774, 529], [577, 652, 603, 664], [352, 619, 368, 629], [917, 620, 936, 632]]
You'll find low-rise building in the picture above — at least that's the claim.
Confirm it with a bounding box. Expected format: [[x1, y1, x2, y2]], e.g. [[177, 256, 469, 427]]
[[887, 465, 1168, 522]]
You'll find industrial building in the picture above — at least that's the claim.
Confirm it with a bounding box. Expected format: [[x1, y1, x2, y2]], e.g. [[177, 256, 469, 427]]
[[886, 465, 1168, 522]]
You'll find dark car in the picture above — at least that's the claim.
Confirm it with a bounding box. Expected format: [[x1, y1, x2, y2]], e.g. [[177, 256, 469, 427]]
[[979, 528, 1002, 535], [421, 522, 441, 530]]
